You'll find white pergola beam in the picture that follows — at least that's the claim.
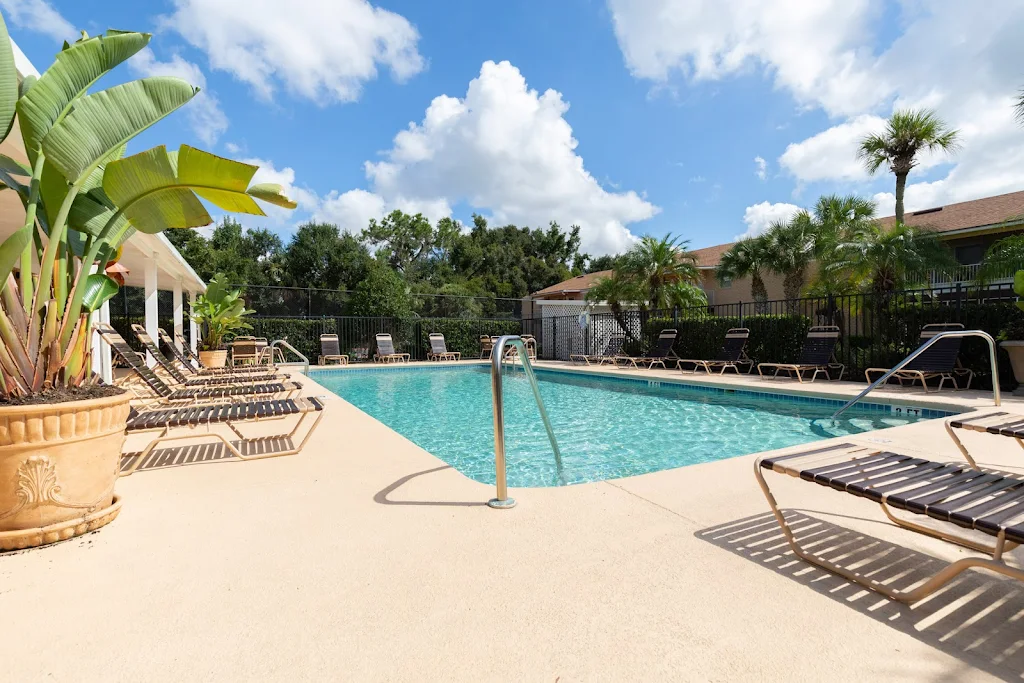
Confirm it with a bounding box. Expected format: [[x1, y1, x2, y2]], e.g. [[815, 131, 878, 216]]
[[188, 289, 199, 353], [144, 254, 158, 368], [172, 279, 183, 349]]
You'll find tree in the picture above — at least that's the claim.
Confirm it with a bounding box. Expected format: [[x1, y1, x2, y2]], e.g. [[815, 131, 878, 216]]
[[283, 222, 370, 290], [1015, 88, 1024, 125], [621, 235, 704, 310], [347, 261, 413, 317], [362, 210, 437, 275], [585, 254, 619, 273], [717, 235, 771, 313], [825, 222, 957, 297], [977, 234, 1024, 286], [763, 213, 819, 303], [858, 109, 960, 223]]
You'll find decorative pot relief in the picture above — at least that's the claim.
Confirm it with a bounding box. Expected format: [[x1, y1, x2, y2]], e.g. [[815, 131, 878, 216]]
[[0, 455, 103, 522]]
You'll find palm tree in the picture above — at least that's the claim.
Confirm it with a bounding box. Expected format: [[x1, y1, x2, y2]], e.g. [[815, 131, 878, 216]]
[[617, 234, 705, 310], [587, 269, 642, 336], [825, 223, 958, 297], [976, 234, 1024, 286], [858, 109, 960, 223], [763, 213, 818, 303], [1015, 88, 1024, 125], [717, 235, 771, 314]]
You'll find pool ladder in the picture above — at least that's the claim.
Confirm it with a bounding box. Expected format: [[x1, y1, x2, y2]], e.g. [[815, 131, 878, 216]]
[[489, 335, 564, 509]]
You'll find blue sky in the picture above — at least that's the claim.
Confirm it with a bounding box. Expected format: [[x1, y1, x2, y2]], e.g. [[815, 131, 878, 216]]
[[4, 0, 1024, 255]]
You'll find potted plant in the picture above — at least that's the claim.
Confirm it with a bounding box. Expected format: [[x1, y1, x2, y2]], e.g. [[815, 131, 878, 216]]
[[0, 20, 295, 549], [999, 271, 1024, 395], [190, 275, 254, 368]]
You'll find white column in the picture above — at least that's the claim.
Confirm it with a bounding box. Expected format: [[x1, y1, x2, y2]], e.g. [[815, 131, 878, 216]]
[[144, 255, 158, 368], [98, 301, 112, 383], [172, 279, 184, 349], [188, 290, 199, 353]]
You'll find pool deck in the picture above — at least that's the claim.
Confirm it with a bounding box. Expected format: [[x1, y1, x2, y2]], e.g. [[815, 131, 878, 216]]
[[3, 362, 1024, 681]]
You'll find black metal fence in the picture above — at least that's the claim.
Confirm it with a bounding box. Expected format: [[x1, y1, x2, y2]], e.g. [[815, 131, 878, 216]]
[[234, 284, 524, 319], [523, 283, 1020, 390]]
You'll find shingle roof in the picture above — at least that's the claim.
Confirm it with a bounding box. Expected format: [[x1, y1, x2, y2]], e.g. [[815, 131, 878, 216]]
[[877, 190, 1024, 234], [531, 269, 613, 298], [689, 242, 735, 269]]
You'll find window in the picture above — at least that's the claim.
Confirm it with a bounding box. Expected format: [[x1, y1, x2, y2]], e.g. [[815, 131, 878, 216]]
[[719, 276, 732, 289], [954, 244, 985, 265]]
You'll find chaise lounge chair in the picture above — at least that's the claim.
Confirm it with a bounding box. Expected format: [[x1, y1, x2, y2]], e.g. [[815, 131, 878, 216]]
[[131, 325, 280, 386], [479, 335, 495, 359], [676, 328, 753, 375], [98, 324, 302, 404], [427, 333, 461, 361], [120, 396, 326, 476], [755, 441, 1024, 603], [757, 325, 845, 382], [618, 329, 679, 369], [374, 334, 410, 363], [944, 412, 1024, 468], [318, 334, 349, 365], [570, 334, 626, 366], [865, 323, 973, 392]]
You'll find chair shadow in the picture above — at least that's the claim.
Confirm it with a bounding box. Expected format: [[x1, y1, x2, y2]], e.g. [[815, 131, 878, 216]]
[[374, 466, 489, 507], [698, 510, 1024, 681], [120, 437, 297, 473]]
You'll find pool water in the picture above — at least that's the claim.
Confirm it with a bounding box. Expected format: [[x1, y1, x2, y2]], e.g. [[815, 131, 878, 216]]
[[311, 365, 948, 488]]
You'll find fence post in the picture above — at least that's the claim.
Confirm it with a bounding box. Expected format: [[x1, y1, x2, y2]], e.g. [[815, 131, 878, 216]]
[[738, 301, 744, 328], [955, 282, 962, 321]]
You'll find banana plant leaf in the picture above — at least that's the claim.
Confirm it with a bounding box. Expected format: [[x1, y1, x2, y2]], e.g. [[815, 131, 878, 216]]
[[42, 77, 197, 184], [17, 30, 150, 164], [81, 273, 119, 313], [0, 225, 32, 279], [0, 14, 18, 144], [103, 144, 297, 234]]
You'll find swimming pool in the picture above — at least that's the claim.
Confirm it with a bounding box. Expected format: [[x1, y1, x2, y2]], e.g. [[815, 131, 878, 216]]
[[311, 365, 954, 487]]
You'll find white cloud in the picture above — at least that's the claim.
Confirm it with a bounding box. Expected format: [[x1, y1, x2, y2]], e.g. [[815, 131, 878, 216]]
[[779, 115, 885, 183], [607, 0, 886, 117], [241, 157, 319, 226], [0, 0, 76, 43], [754, 156, 767, 180], [314, 189, 388, 233], [159, 0, 424, 104], [223, 142, 241, 154], [738, 201, 801, 239], [129, 48, 228, 145], [341, 60, 656, 254], [688, 175, 706, 183]]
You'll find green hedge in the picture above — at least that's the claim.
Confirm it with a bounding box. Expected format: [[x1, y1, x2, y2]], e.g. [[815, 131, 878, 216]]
[[420, 318, 522, 359], [643, 314, 811, 364], [245, 318, 335, 362]]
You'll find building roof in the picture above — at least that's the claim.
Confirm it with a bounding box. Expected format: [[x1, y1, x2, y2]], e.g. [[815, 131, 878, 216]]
[[531, 270, 612, 298], [877, 190, 1024, 234], [690, 242, 735, 269]]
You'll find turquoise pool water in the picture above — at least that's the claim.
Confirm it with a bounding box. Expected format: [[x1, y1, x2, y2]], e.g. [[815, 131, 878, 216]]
[[311, 365, 951, 487]]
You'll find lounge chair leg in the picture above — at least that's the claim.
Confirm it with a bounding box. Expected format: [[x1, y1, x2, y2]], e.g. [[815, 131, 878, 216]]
[[944, 419, 979, 468], [754, 460, 1024, 602]]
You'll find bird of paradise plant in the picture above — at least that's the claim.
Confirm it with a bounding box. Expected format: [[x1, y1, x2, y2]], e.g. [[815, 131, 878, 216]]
[[0, 18, 295, 398]]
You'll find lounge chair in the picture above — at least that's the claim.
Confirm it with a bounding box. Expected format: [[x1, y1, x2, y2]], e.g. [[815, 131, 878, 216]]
[[570, 334, 625, 366], [319, 334, 349, 365], [676, 328, 753, 375], [374, 334, 410, 363], [618, 329, 679, 369], [479, 335, 494, 359], [98, 324, 302, 403], [865, 323, 973, 392], [159, 328, 274, 377], [427, 333, 460, 361], [131, 325, 279, 386], [757, 325, 845, 382], [171, 330, 272, 375], [120, 396, 326, 476], [944, 412, 1024, 469], [755, 441, 1024, 603]]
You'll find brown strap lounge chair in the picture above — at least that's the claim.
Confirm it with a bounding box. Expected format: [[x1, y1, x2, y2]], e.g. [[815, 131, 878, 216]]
[[479, 335, 494, 358], [98, 324, 301, 403], [944, 412, 1024, 469], [170, 330, 272, 375], [427, 333, 460, 361], [618, 329, 679, 369], [756, 441, 1024, 603], [570, 334, 625, 365], [865, 323, 973, 392], [676, 328, 753, 375], [319, 334, 349, 365], [120, 396, 326, 476], [131, 325, 280, 387], [757, 325, 844, 382], [374, 334, 410, 363]]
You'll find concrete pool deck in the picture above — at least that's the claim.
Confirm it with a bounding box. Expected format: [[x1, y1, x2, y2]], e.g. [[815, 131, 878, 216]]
[[2, 363, 1023, 681]]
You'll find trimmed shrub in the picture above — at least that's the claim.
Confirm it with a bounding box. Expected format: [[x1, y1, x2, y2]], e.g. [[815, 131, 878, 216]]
[[421, 318, 522, 359], [644, 314, 811, 364]]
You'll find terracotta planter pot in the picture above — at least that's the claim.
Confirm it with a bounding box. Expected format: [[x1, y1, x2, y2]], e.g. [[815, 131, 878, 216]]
[[1001, 340, 1024, 396], [0, 390, 131, 551], [199, 349, 228, 368]]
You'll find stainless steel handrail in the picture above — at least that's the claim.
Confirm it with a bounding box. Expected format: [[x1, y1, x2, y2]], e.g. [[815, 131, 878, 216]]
[[489, 335, 564, 509], [831, 330, 1000, 420], [269, 338, 310, 375]]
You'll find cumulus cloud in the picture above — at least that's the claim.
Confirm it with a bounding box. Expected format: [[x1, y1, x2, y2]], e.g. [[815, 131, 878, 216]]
[[129, 48, 228, 145], [240, 157, 320, 226], [738, 201, 801, 239], [754, 156, 767, 180], [0, 0, 76, 43], [159, 0, 424, 103], [335, 60, 656, 254]]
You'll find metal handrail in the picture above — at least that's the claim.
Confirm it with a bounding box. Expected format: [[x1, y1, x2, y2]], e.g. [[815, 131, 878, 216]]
[[831, 330, 1000, 420], [489, 335, 564, 509], [269, 338, 310, 375]]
